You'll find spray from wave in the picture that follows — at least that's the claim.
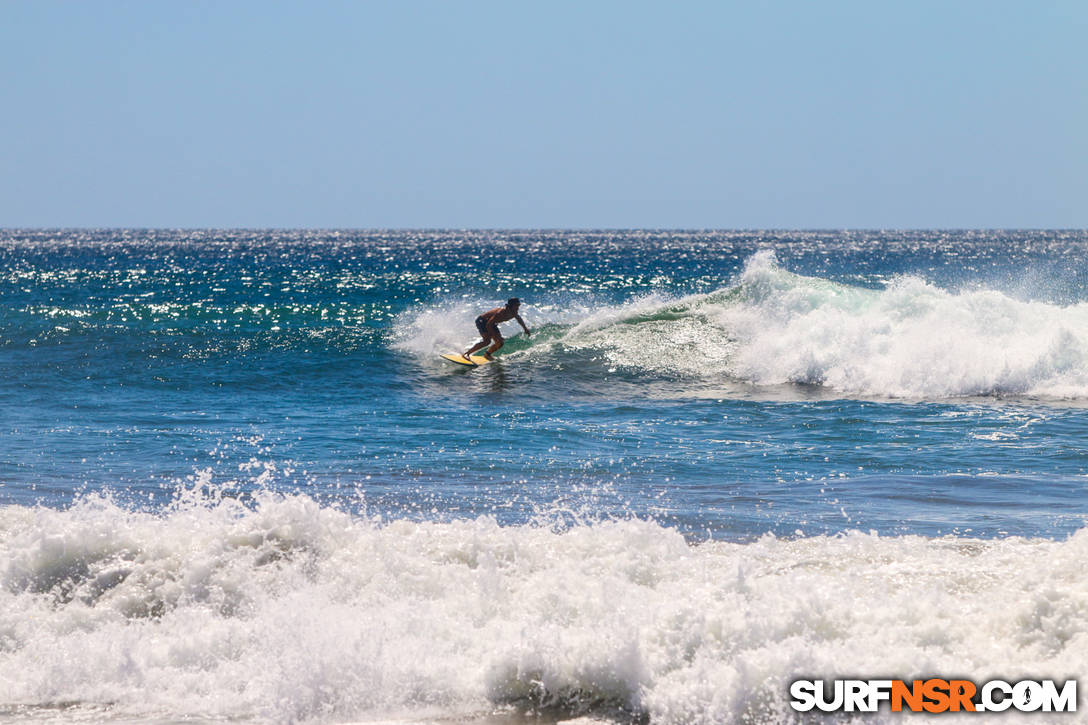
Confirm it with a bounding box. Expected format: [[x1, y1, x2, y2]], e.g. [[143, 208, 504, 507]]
[[720, 251, 1088, 398], [400, 252, 1088, 399], [1, 485, 1085, 724]]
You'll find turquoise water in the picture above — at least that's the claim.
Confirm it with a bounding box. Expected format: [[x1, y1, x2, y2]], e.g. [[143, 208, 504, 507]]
[[2, 229, 1087, 723]]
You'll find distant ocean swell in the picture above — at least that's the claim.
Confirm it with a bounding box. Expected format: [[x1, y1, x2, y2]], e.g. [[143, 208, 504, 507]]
[[2, 487, 1085, 724], [401, 251, 1088, 399]]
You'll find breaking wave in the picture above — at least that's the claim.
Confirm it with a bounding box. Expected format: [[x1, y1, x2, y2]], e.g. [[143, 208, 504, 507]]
[[402, 251, 1088, 400]]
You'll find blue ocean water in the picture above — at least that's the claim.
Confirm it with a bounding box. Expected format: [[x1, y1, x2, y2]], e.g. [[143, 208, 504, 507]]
[[2, 229, 1087, 724]]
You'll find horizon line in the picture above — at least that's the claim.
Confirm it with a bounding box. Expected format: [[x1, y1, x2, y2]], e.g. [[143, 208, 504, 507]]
[[3, 227, 1087, 233]]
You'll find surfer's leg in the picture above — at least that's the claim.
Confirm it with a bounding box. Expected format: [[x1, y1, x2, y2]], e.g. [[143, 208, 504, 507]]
[[464, 338, 488, 358], [464, 316, 493, 358], [485, 334, 504, 360], [464, 317, 492, 358], [464, 331, 492, 358]]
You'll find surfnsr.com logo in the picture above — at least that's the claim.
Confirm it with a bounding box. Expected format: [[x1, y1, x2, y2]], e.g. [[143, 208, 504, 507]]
[[790, 679, 1077, 714]]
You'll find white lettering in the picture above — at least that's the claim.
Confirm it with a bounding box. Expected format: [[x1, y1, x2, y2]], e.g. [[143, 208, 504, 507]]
[[1013, 680, 1043, 712], [844, 680, 868, 712], [789, 680, 817, 712], [1041, 680, 1077, 712], [981, 680, 1012, 712], [817, 680, 844, 712], [867, 680, 893, 711]]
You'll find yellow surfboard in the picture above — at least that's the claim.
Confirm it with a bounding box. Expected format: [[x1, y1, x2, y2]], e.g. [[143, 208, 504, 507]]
[[440, 353, 493, 367]]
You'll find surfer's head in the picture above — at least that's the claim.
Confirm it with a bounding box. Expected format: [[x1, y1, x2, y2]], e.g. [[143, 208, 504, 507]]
[[506, 297, 520, 309]]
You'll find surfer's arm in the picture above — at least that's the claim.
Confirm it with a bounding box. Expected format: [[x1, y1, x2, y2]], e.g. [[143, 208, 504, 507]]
[[515, 314, 531, 336]]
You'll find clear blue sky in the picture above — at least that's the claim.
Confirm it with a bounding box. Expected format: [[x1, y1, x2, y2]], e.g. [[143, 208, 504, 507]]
[[2, 0, 1085, 228]]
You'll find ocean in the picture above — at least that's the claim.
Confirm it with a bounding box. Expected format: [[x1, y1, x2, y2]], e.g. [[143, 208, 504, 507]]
[[1, 229, 1086, 723]]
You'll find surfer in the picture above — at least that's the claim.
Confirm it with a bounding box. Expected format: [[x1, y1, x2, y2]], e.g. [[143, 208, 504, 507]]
[[464, 298, 531, 360]]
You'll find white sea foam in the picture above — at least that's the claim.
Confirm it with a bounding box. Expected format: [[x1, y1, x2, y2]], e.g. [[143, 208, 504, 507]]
[[1, 489, 1086, 723], [716, 251, 1088, 398]]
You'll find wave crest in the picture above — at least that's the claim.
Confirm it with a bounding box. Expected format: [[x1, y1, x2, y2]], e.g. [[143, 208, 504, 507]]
[[722, 252, 1088, 397]]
